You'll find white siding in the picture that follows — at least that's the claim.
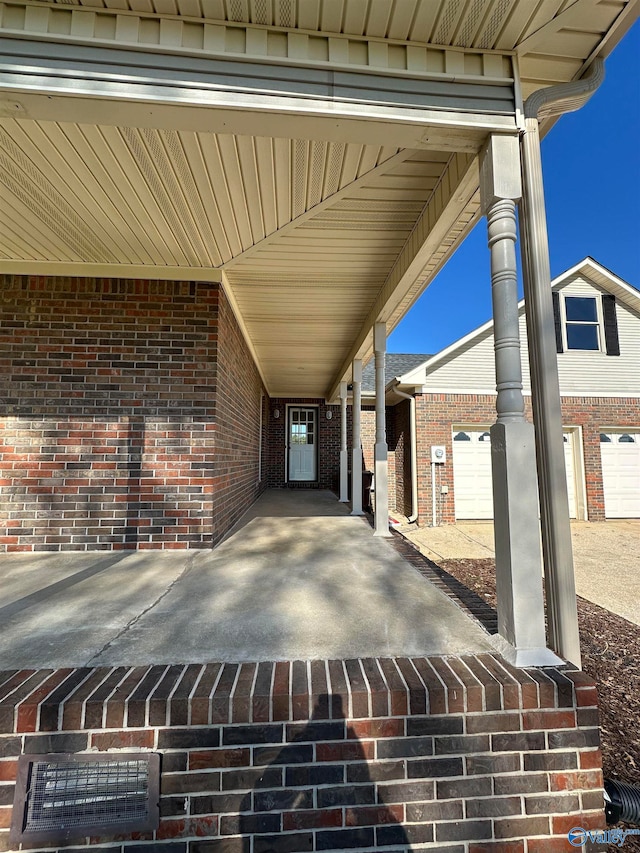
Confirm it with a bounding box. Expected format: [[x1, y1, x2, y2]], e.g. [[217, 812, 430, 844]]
[[424, 274, 640, 396]]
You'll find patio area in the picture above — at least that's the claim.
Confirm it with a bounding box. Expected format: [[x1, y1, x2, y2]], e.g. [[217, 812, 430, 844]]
[[0, 490, 493, 669]]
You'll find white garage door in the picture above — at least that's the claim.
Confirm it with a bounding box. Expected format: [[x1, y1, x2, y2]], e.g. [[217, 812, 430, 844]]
[[600, 431, 640, 518], [452, 428, 577, 520]]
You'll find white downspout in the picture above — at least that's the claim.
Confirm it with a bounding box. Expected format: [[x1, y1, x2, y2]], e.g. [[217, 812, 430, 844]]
[[519, 57, 604, 668], [393, 386, 418, 524]]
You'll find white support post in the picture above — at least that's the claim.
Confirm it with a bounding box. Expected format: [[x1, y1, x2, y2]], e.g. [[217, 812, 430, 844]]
[[339, 380, 349, 502], [351, 359, 364, 516], [479, 133, 562, 668], [373, 323, 391, 536]]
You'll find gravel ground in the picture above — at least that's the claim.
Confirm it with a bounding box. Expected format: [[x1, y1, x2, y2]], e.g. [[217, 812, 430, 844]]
[[439, 557, 640, 852]]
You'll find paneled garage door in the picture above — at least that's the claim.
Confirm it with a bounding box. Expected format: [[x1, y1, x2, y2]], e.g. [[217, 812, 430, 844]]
[[452, 428, 578, 520], [600, 431, 640, 518]]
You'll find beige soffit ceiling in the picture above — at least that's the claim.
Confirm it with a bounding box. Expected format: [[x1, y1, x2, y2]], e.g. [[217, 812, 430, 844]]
[[1, 0, 637, 400], [0, 121, 399, 267]]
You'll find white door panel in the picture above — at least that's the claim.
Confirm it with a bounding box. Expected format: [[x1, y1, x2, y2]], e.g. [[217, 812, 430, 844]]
[[288, 408, 317, 482], [452, 427, 578, 520], [601, 432, 640, 518]]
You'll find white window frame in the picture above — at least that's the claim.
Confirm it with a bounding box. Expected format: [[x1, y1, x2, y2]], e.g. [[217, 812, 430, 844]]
[[561, 294, 604, 352]]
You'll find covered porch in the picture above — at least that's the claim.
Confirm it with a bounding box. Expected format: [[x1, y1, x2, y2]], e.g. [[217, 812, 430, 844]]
[[0, 490, 606, 852], [0, 489, 493, 670]]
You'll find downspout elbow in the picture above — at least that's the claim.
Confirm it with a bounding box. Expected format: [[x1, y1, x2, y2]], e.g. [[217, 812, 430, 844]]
[[393, 385, 418, 524], [524, 57, 605, 120]]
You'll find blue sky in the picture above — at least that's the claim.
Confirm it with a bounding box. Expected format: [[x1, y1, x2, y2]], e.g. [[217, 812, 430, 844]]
[[389, 20, 640, 355]]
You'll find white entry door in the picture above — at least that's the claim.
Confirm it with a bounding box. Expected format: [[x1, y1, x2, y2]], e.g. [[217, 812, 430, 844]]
[[452, 427, 578, 520], [288, 408, 317, 482], [600, 431, 640, 517]]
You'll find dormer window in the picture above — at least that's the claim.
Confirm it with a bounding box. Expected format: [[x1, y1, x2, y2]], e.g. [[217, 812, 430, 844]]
[[552, 291, 620, 356], [564, 296, 599, 350]]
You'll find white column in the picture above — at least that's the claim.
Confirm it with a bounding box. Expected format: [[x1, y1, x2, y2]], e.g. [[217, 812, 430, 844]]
[[520, 116, 581, 669], [351, 359, 363, 515], [373, 323, 391, 537], [479, 133, 561, 667], [339, 380, 349, 502]]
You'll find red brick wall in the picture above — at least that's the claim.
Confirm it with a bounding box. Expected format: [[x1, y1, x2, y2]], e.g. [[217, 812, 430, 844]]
[[557, 396, 640, 521], [389, 400, 412, 518], [0, 657, 605, 852], [265, 399, 346, 492], [361, 408, 375, 474], [413, 394, 640, 525], [0, 275, 266, 551], [213, 290, 268, 541]]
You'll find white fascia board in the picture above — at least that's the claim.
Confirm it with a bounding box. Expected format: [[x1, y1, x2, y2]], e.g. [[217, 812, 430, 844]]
[[0, 87, 510, 152], [0, 39, 518, 142], [0, 260, 223, 281]]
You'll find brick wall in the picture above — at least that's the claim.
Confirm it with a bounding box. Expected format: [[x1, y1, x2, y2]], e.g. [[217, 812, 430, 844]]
[[212, 290, 267, 542], [0, 276, 266, 551], [0, 657, 604, 852], [265, 400, 346, 493], [389, 401, 411, 518], [557, 396, 640, 521], [409, 394, 640, 525]]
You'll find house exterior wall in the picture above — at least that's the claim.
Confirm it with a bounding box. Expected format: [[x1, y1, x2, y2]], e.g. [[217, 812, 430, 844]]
[[213, 289, 268, 541], [265, 399, 345, 493], [0, 656, 605, 853], [388, 400, 412, 518], [0, 275, 266, 552], [412, 393, 640, 524], [420, 274, 640, 397]]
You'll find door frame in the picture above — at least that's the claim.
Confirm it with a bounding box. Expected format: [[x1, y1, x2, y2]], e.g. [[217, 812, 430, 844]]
[[563, 425, 587, 521], [285, 404, 319, 484]]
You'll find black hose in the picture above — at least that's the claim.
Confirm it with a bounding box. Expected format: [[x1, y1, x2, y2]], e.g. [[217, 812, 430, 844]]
[[605, 779, 640, 826]]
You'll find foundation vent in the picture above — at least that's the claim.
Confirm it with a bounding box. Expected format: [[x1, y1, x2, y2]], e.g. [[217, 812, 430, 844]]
[[11, 752, 160, 845]]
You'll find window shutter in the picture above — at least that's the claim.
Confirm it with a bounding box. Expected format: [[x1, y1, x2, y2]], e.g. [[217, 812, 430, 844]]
[[552, 291, 563, 353], [602, 295, 620, 355]]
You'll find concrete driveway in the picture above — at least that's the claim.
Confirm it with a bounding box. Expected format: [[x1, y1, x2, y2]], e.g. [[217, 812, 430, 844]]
[[0, 490, 493, 669], [401, 519, 640, 626]]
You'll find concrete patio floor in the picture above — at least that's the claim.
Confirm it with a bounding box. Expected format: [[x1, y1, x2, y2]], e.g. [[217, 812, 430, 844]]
[[0, 490, 493, 669]]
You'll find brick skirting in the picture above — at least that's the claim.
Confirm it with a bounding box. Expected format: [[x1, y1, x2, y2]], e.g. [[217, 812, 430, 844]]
[[0, 657, 605, 852]]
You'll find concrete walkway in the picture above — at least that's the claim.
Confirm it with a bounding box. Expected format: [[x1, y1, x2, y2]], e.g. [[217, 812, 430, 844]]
[[401, 519, 640, 626], [0, 490, 493, 668]]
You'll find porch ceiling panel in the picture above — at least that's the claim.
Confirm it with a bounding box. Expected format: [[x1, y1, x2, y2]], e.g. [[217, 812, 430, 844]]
[[224, 149, 452, 396], [0, 118, 400, 266]]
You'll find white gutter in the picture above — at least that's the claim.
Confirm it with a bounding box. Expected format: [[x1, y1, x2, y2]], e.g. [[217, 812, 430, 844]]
[[392, 385, 418, 524]]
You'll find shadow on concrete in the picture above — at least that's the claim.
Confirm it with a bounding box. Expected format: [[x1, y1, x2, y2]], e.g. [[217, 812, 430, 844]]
[[0, 490, 494, 667]]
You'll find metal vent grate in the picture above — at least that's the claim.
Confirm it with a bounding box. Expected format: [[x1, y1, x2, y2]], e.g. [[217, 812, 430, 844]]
[[11, 753, 160, 845]]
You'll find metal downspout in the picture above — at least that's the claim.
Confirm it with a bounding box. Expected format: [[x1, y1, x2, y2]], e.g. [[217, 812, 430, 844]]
[[393, 386, 418, 524], [519, 58, 605, 668]]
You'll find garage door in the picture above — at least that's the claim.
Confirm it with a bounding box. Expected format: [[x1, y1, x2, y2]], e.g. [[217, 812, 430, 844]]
[[452, 428, 577, 520], [600, 431, 640, 518]]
